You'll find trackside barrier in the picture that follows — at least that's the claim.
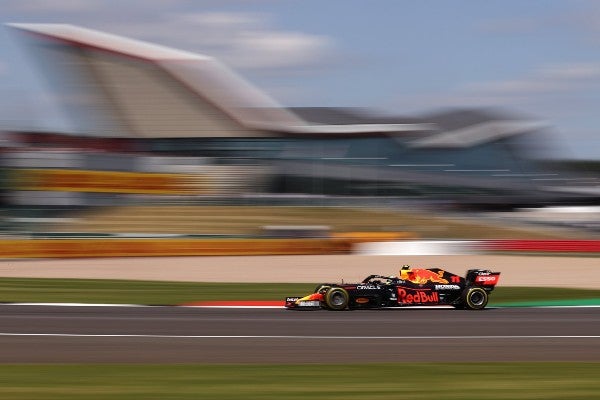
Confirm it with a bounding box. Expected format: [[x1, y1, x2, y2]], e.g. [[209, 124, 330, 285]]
[[355, 240, 478, 255], [0, 238, 354, 258], [481, 240, 600, 253], [331, 231, 418, 243], [13, 168, 208, 195], [355, 239, 600, 255], [5, 238, 596, 258]]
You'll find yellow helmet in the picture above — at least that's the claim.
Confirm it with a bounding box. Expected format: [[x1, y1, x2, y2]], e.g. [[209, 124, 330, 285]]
[[400, 265, 411, 279]]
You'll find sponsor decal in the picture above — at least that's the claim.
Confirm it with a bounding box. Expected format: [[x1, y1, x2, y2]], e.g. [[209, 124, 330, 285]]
[[298, 301, 321, 307], [397, 288, 439, 304], [451, 275, 461, 283], [434, 284, 461, 290], [356, 285, 380, 290], [286, 294, 322, 307], [355, 297, 370, 304], [285, 297, 302, 308], [475, 275, 499, 285]]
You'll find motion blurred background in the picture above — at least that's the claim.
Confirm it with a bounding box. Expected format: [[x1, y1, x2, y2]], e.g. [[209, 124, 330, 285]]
[[0, 3, 599, 399], [0, 1, 598, 241]]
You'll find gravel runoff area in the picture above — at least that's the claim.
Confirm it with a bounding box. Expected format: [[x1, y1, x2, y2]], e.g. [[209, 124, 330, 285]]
[[0, 254, 598, 289]]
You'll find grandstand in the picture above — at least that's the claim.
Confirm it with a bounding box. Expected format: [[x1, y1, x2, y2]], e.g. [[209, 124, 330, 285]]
[[2, 23, 596, 218]]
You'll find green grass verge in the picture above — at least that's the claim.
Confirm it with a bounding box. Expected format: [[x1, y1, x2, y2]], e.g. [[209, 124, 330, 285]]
[[0, 278, 599, 306], [0, 363, 599, 399], [490, 286, 600, 306]]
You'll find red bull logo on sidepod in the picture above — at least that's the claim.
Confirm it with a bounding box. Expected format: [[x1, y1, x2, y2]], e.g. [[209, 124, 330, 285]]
[[398, 288, 439, 304], [404, 269, 449, 285]]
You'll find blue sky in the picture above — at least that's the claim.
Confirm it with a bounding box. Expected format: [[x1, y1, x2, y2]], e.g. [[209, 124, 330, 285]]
[[1, 0, 599, 159]]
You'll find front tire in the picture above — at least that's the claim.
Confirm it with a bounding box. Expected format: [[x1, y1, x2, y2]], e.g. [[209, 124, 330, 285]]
[[324, 287, 349, 311], [314, 284, 331, 293], [461, 287, 488, 310]]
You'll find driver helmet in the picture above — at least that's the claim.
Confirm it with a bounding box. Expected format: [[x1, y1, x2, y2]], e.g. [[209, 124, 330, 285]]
[[400, 265, 411, 279]]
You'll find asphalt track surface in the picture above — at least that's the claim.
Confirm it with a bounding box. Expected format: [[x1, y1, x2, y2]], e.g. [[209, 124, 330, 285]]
[[0, 305, 598, 363]]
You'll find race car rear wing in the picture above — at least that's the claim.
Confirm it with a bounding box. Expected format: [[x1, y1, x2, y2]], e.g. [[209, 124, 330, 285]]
[[466, 269, 500, 287]]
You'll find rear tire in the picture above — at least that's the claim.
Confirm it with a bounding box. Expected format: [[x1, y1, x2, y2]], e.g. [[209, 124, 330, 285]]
[[461, 287, 488, 310], [325, 287, 349, 311]]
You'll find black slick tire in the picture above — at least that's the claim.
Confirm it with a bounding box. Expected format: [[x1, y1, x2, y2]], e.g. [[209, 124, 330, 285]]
[[325, 287, 349, 311], [461, 287, 488, 310]]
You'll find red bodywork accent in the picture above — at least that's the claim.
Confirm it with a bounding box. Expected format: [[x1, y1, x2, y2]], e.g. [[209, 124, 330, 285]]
[[474, 274, 500, 286], [307, 293, 324, 301]]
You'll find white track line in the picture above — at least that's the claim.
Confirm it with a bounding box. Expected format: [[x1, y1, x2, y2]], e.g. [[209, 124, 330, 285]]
[[0, 333, 598, 339]]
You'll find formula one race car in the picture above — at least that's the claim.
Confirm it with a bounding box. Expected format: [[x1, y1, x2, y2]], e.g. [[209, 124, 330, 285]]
[[285, 266, 500, 311]]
